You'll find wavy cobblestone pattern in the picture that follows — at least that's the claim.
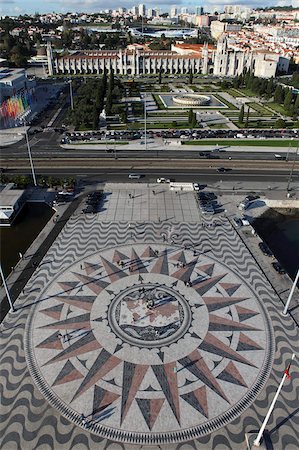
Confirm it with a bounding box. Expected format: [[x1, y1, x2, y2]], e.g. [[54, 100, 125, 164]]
[[1, 217, 298, 450]]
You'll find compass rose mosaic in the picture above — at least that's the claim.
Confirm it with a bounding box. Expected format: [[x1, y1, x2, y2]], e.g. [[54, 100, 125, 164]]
[[25, 244, 274, 444]]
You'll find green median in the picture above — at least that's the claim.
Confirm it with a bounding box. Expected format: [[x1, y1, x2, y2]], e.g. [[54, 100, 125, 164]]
[[182, 139, 298, 147]]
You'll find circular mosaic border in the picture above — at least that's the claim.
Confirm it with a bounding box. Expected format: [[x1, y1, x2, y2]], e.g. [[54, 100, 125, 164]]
[[24, 244, 275, 445]]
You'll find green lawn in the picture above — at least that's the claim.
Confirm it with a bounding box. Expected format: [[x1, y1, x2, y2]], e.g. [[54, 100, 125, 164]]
[[267, 102, 290, 116], [70, 141, 129, 145], [182, 139, 296, 147], [247, 102, 273, 116], [213, 94, 237, 110]]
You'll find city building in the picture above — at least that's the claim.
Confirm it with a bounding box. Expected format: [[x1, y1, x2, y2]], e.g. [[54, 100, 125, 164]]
[[138, 4, 146, 16], [47, 35, 289, 79], [211, 21, 242, 40], [170, 7, 177, 18], [213, 35, 289, 78], [0, 68, 35, 103]]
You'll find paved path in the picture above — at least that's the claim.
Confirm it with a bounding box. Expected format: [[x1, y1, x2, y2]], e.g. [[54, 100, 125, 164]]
[[0, 186, 298, 449]]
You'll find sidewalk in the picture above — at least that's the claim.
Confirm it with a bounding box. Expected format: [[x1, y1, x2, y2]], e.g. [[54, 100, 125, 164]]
[[0, 191, 82, 321]]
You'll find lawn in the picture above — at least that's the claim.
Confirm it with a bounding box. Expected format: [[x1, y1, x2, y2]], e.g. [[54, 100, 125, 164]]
[[247, 102, 273, 116], [213, 94, 237, 110], [182, 139, 296, 147]]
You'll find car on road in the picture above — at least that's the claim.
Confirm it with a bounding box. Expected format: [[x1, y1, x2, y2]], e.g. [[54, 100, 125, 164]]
[[216, 167, 230, 173], [272, 261, 286, 274], [157, 177, 170, 183], [128, 173, 142, 179], [258, 242, 273, 257], [206, 154, 220, 159]]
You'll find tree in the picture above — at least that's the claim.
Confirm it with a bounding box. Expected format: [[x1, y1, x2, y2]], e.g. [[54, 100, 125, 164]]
[[188, 109, 193, 125], [189, 69, 193, 84], [245, 106, 250, 128], [294, 93, 299, 115], [158, 68, 162, 84], [284, 89, 293, 112], [275, 118, 286, 128], [274, 85, 284, 103], [238, 105, 244, 124]]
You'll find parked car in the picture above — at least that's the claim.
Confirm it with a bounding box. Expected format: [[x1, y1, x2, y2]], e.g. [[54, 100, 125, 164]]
[[157, 177, 170, 183]]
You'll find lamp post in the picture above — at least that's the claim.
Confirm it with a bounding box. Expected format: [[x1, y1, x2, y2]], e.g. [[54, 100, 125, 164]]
[[69, 79, 74, 110], [144, 93, 147, 150], [286, 142, 298, 193], [282, 268, 299, 316], [25, 128, 37, 187], [0, 263, 15, 312]]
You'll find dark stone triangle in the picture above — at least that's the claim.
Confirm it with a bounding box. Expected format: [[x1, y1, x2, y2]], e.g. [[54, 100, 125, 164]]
[[72, 349, 121, 401], [121, 362, 148, 424], [44, 331, 101, 365], [52, 360, 83, 386], [92, 385, 120, 415], [39, 313, 91, 330], [84, 262, 102, 275], [157, 350, 164, 362], [237, 332, 263, 351], [190, 332, 201, 340], [143, 384, 157, 392], [72, 272, 109, 294], [181, 386, 209, 419], [200, 332, 256, 368], [203, 296, 248, 312], [136, 398, 164, 430], [172, 280, 178, 287], [182, 379, 194, 387], [36, 332, 63, 350], [151, 253, 169, 276], [113, 343, 123, 353], [235, 305, 259, 322], [93, 317, 103, 322], [130, 249, 148, 273], [172, 258, 198, 282], [141, 246, 156, 258], [53, 295, 96, 312], [58, 281, 79, 292], [152, 363, 180, 424], [106, 290, 114, 295], [40, 304, 63, 320], [193, 274, 226, 296], [112, 250, 129, 263], [138, 275, 144, 282], [178, 350, 229, 403], [101, 257, 128, 281], [209, 314, 260, 332], [217, 361, 247, 388], [198, 263, 215, 277], [136, 398, 151, 429], [170, 250, 186, 264], [219, 283, 241, 296]]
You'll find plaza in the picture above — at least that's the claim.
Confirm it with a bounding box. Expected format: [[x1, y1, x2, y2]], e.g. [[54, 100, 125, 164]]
[[0, 184, 298, 449]]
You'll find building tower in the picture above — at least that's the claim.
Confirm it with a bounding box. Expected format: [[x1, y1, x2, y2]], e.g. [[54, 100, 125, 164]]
[[46, 41, 53, 76], [202, 41, 209, 74]]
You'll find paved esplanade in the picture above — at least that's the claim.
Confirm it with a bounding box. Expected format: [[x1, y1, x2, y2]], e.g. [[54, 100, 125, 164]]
[[1, 185, 298, 449]]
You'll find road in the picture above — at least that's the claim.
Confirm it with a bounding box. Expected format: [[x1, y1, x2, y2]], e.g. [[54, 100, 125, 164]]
[[0, 131, 296, 162]]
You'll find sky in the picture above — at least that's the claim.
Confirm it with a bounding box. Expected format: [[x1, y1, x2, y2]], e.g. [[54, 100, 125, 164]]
[[0, 0, 298, 17]]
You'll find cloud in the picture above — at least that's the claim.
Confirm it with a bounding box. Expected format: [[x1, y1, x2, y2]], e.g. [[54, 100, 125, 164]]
[[1, 0, 16, 3]]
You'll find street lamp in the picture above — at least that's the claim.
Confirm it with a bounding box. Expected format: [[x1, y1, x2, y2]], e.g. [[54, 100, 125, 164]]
[[144, 93, 147, 150], [286, 142, 298, 193], [24, 127, 37, 187], [69, 79, 74, 110], [0, 263, 15, 312]]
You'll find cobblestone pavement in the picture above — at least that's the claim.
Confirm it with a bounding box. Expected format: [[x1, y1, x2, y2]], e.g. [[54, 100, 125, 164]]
[[0, 186, 298, 450]]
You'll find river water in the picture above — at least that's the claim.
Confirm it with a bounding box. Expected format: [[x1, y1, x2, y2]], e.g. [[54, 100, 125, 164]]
[[0, 203, 54, 278], [253, 214, 299, 282]]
